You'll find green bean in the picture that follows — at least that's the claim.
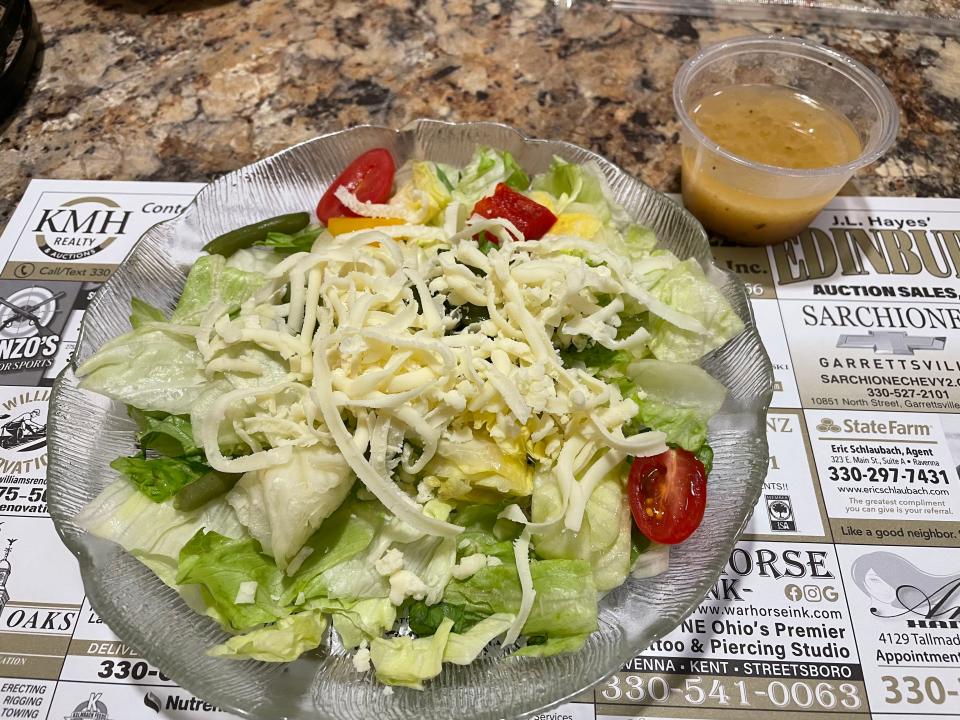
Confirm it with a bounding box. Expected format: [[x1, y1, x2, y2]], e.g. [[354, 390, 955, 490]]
[[173, 470, 242, 512], [201, 212, 311, 257]]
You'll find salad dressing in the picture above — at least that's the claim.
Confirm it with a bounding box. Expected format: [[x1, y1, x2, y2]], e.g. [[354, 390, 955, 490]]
[[681, 84, 863, 245]]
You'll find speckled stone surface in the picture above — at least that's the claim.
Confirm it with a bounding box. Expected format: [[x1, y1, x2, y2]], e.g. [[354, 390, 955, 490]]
[[1, 0, 958, 231]]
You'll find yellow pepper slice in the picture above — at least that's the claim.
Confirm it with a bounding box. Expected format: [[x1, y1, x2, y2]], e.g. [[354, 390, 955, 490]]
[[326, 217, 405, 236]]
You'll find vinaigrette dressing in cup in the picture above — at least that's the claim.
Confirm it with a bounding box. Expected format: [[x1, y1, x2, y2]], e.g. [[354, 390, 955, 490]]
[[673, 36, 899, 246]]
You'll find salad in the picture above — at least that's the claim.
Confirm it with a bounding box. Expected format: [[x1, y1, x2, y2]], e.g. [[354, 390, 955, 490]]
[[74, 145, 743, 689]]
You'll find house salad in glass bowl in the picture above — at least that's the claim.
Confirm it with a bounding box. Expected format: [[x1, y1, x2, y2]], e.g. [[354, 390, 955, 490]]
[[47, 120, 771, 720]]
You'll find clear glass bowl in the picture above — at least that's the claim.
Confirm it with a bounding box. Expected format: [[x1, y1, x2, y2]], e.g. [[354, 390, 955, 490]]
[[46, 120, 774, 720]]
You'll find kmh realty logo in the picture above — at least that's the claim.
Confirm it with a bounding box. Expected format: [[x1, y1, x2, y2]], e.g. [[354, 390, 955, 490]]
[[32, 197, 131, 260]]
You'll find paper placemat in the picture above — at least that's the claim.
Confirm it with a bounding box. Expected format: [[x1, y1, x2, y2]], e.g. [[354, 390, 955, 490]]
[[0, 180, 958, 720]]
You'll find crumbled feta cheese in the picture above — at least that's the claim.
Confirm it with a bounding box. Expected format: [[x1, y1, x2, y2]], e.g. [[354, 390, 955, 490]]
[[442, 390, 466, 411], [382, 686, 394, 696], [415, 479, 435, 504], [452, 553, 488, 580], [375, 548, 405, 577], [352, 641, 371, 672], [234, 581, 258, 605], [388, 570, 429, 606]]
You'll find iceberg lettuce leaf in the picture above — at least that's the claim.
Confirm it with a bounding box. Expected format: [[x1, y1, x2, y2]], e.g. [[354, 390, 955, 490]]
[[226, 444, 355, 569], [76, 325, 208, 416], [110, 456, 209, 503], [646, 258, 743, 363], [532, 470, 632, 591], [177, 529, 287, 631], [129, 408, 199, 458], [129, 298, 166, 329], [443, 613, 514, 665], [305, 598, 396, 649], [628, 359, 727, 451], [170, 254, 266, 325], [370, 618, 453, 690], [513, 633, 588, 657], [443, 559, 597, 638], [452, 148, 529, 206], [281, 499, 382, 605], [208, 609, 327, 662], [76, 479, 244, 589]]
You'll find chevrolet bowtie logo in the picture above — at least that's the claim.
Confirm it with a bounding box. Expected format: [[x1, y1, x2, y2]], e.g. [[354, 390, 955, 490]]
[[837, 331, 946, 355]]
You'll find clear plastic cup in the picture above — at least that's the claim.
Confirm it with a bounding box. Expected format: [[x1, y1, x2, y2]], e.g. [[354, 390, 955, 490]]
[[673, 35, 899, 246]]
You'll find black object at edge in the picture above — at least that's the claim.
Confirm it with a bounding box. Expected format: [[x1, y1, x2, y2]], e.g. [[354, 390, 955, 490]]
[[0, 0, 40, 119]]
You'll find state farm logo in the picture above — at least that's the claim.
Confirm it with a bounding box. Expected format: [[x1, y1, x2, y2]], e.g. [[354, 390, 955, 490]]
[[851, 551, 960, 629], [816, 418, 841, 433], [815, 417, 931, 437], [32, 196, 131, 261]]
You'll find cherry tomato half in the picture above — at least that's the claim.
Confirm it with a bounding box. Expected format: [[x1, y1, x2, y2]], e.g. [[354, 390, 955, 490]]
[[472, 183, 557, 241], [628, 448, 706, 545], [316, 148, 396, 224]]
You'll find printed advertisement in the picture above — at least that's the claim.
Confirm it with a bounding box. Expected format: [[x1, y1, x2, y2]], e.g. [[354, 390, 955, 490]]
[[594, 541, 868, 718], [0, 181, 204, 283], [838, 544, 960, 717], [0, 185, 958, 720], [768, 197, 960, 415]]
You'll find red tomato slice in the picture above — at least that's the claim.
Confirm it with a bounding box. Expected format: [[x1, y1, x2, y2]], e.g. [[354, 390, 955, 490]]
[[472, 183, 557, 241], [316, 148, 396, 223], [628, 448, 706, 545]]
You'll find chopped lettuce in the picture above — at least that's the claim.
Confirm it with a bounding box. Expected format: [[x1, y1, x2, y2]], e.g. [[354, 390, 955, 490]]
[[209, 609, 327, 662], [304, 597, 396, 649], [443, 613, 514, 665], [623, 224, 658, 257], [227, 445, 355, 569], [407, 601, 483, 636], [370, 618, 453, 690], [696, 444, 714, 475], [628, 359, 727, 451], [412, 161, 452, 223], [531, 156, 621, 225], [170, 254, 266, 325], [129, 408, 199, 457], [451, 147, 529, 206], [258, 226, 324, 254], [110, 456, 209, 503], [646, 258, 743, 363], [449, 503, 522, 564], [558, 343, 632, 371], [177, 530, 287, 631], [443, 559, 597, 639], [513, 633, 588, 657], [129, 298, 166, 328], [532, 470, 632, 591], [632, 541, 670, 579], [422, 435, 532, 503], [76, 479, 244, 590], [282, 499, 382, 604], [76, 325, 208, 416]]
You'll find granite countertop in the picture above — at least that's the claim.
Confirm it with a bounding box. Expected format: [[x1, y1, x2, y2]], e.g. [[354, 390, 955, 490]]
[[1, 0, 958, 230]]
